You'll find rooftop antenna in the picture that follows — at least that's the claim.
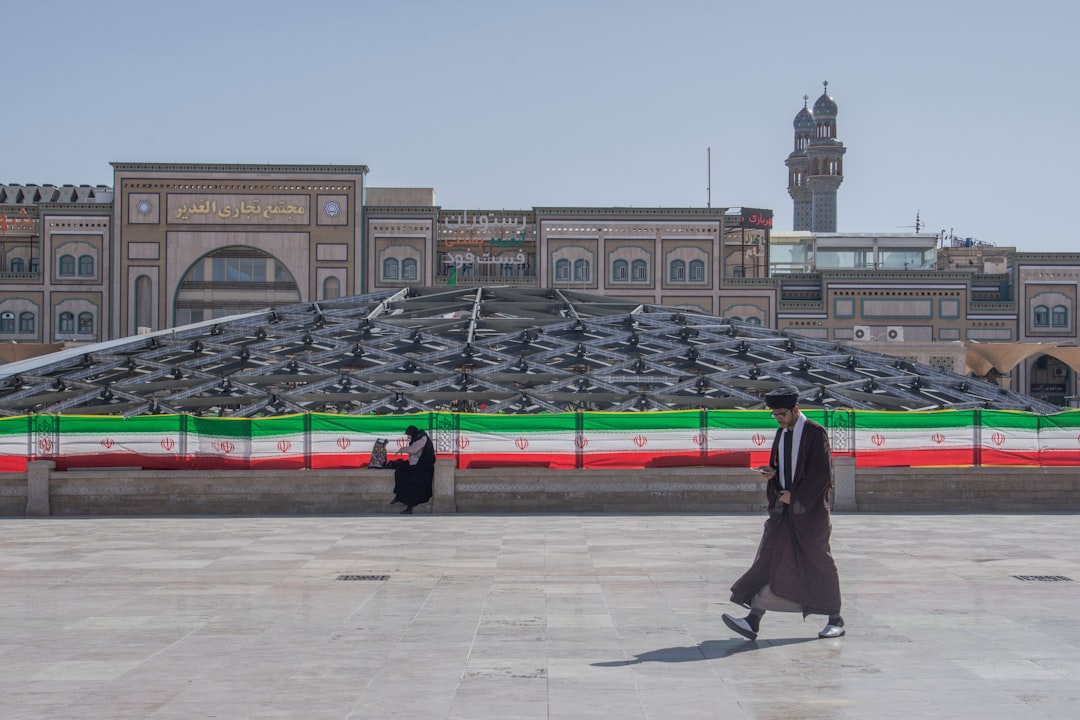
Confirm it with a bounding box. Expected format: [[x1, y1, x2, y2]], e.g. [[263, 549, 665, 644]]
[[706, 147, 712, 208], [897, 210, 923, 233]]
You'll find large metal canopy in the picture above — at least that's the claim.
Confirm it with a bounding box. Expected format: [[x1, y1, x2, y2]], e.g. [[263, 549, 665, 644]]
[[0, 286, 1056, 417]]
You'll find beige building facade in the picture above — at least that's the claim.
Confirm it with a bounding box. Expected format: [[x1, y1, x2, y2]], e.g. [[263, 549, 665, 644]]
[[4, 164, 1080, 406]]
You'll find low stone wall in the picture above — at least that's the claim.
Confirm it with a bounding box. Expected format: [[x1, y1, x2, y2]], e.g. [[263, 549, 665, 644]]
[[3, 459, 1078, 516], [856, 467, 1080, 512]]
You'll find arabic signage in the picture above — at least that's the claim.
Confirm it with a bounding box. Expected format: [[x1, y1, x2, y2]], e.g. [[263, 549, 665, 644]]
[[167, 194, 310, 225], [728, 207, 773, 230], [438, 210, 536, 272], [0, 209, 39, 235]]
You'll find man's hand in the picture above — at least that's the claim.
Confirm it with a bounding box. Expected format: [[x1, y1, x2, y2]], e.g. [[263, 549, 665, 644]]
[[778, 490, 792, 505]]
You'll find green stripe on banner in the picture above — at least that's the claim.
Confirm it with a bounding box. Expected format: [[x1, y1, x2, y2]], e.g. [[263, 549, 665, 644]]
[[1040, 410, 1080, 430], [310, 413, 427, 437], [853, 409, 976, 430], [458, 412, 577, 434], [583, 410, 701, 432], [52, 414, 184, 435], [978, 410, 1040, 432], [0, 415, 31, 437]]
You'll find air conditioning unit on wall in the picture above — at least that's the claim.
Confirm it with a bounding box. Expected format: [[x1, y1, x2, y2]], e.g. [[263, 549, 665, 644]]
[[853, 325, 871, 341], [1053, 366, 1067, 377], [886, 326, 904, 342]]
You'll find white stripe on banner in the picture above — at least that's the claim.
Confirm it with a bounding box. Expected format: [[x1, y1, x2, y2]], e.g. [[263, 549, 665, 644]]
[[581, 430, 703, 454], [456, 431, 576, 455], [853, 428, 977, 453], [1036, 427, 1080, 452], [978, 428, 1039, 452], [708, 428, 774, 452], [249, 434, 306, 459], [53, 432, 182, 457], [309, 431, 400, 456], [189, 433, 253, 460]]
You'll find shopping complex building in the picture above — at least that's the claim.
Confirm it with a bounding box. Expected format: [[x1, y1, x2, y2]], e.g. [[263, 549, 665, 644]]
[[2, 86, 1079, 407]]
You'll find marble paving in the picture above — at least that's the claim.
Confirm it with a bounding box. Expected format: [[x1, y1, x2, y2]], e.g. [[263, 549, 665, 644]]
[[1, 513, 1078, 719]]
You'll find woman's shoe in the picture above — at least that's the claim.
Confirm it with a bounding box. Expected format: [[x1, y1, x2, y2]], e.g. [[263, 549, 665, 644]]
[[400, 506, 413, 515], [389, 498, 401, 505]]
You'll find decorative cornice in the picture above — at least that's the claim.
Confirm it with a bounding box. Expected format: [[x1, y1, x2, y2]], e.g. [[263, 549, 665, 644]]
[[110, 162, 369, 174]]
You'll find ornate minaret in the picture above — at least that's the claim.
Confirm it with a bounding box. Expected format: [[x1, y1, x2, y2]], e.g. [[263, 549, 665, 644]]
[[786, 95, 814, 231], [803, 81, 845, 232]]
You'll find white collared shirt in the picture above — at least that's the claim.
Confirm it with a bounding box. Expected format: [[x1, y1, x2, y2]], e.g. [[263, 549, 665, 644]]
[[779, 413, 807, 489]]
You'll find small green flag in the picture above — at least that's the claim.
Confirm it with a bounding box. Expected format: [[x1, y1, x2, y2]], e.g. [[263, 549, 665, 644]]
[[448, 266, 457, 287]]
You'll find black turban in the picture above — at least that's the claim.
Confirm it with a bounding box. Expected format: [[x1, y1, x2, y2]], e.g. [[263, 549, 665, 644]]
[[764, 384, 800, 410]]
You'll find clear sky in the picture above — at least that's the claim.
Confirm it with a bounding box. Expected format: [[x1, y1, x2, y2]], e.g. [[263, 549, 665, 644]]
[[5, 0, 1077, 251]]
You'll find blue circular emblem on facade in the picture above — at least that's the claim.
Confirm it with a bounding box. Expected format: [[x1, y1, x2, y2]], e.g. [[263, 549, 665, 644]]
[[135, 199, 153, 215], [323, 200, 341, 218]]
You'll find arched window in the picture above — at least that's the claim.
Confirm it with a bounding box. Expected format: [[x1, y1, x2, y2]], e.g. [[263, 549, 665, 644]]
[[689, 260, 705, 281], [135, 275, 153, 330], [746, 316, 763, 326], [670, 260, 686, 282], [175, 247, 300, 327], [402, 258, 418, 281], [631, 259, 647, 281], [18, 312, 34, 333], [612, 259, 628, 281], [1052, 305, 1068, 327], [29, 257, 39, 273], [382, 258, 399, 280], [9, 258, 24, 273], [58, 312, 75, 333], [78, 312, 94, 335], [1033, 305, 1050, 327], [0, 312, 13, 333], [555, 259, 570, 281], [322, 276, 341, 300], [78, 255, 94, 277], [573, 259, 590, 281], [58, 254, 76, 276]]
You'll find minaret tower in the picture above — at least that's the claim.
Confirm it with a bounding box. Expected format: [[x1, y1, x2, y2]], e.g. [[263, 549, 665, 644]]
[[804, 81, 845, 232], [786, 95, 814, 231]]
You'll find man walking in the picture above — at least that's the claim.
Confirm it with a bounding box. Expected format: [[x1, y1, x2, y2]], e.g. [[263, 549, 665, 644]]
[[723, 383, 846, 640]]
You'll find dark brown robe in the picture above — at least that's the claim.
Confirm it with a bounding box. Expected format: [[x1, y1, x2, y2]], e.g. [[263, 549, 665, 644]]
[[729, 417, 842, 616]]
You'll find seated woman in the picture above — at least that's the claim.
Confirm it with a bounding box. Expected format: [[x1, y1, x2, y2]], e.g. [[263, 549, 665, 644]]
[[389, 425, 436, 514]]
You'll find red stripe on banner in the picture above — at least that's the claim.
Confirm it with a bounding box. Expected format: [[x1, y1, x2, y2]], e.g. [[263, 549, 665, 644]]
[[979, 449, 1040, 466], [582, 450, 755, 469], [855, 448, 976, 468], [308, 453, 367, 470], [50, 452, 186, 471], [1037, 450, 1080, 466], [458, 452, 576, 470], [0, 456, 28, 471]]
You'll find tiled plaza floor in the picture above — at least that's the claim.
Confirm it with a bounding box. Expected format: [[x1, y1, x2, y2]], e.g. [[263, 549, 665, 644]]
[[1, 513, 1078, 719]]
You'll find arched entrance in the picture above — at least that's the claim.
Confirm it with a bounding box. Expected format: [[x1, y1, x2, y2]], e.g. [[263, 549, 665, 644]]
[[174, 246, 301, 326], [1029, 353, 1071, 406]]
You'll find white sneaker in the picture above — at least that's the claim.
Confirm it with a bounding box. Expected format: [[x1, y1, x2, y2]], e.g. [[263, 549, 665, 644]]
[[722, 613, 758, 641], [818, 623, 846, 638]]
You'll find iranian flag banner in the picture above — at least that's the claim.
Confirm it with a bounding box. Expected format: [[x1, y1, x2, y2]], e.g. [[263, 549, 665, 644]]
[[852, 410, 976, 468], [1038, 410, 1080, 465], [978, 410, 1040, 466], [455, 412, 578, 469], [580, 410, 704, 468], [2, 409, 1079, 471], [308, 413, 426, 469], [27, 414, 184, 470], [0, 416, 30, 471]]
